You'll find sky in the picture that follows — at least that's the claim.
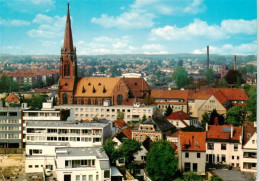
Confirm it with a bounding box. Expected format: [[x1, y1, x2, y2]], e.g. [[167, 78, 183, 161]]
[[0, 0, 257, 55]]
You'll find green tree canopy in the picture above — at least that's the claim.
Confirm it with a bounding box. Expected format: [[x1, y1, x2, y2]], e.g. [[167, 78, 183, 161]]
[[172, 67, 189, 88], [0, 75, 20, 93], [146, 140, 178, 181], [116, 111, 125, 120], [24, 83, 32, 91], [118, 139, 142, 167], [205, 68, 215, 84], [226, 106, 247, 126], [29, 94, 46, 109], [103, 138, 119, 165], [183, 172, 203, 181], [210, 175, 223, 181], [247, 86, 256, 122], [201, 112, 209, 129]]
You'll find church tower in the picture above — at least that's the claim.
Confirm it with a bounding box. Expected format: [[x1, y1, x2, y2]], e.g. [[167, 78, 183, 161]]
[[58, 3, 77, 105], [60, 3, 77, 79]]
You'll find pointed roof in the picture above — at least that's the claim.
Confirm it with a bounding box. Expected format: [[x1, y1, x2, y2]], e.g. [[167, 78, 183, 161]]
[[63, 2, 74, 51], [5, 93, 20, 102]]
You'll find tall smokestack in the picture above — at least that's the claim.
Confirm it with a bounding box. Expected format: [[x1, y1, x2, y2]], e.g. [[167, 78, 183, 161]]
[[234, 55, 237, 70], [207, 46, 209, 70]]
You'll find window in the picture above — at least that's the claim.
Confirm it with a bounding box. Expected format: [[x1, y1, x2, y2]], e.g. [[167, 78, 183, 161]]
[[193, 163, 198, 172], [217, 155, 219, 162], [197, 153, 200, 158], [184, 162, 191, 172], [62, 93, 68, 104], [35, 165, 39, 168], [221, 143, 226, 150], [234, 144, 238, 151], [117, 94, 124, 105], [82, 175, 86, 181], [89, 175, 93, 181], [141, 156, 146, 161], [118, 158, 124, 164], [185, 152, 189, 158], [221, 155, 226, 162], [104, 170, 110, 178], [237, 156, 239, 160], [96, 175, 99, 181], [29, 165, 32, 168], [252, 140, 255, 144], [207, 143, 214, 150], [76, 175, 80, 181], [232, 156, 234, 160]]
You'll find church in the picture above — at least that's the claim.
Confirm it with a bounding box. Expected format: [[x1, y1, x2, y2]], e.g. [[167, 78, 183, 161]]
[[58, 4, 151, 105]]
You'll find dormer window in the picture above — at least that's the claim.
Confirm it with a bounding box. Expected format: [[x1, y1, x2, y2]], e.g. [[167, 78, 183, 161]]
[[98, 82, 101, 86], [88, 82, 91, 86], [195, 142, 198, 146], [82, 86, 86, 93], [92, 86, 96, 93], [103, 86, 106, 93]]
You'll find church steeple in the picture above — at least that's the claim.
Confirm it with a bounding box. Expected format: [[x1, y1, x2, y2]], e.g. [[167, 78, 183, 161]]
[[63, 2, 74, 52], [60, 2, 77, 79]]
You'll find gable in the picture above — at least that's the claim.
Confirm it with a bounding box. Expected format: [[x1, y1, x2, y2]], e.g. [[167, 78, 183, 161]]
[[243, 132, 257, 149], [198, 95, 226, 111]]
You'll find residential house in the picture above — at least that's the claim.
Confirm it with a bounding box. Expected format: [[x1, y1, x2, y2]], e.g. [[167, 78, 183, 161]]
[[132, 115, 175, 142], [166, 111, 200, 129], [241, 121, 257, 173], [5, 93, 20, 107]]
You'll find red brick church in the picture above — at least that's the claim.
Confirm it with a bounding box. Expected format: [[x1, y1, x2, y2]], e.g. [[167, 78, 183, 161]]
[[58, 3, 151, 105]]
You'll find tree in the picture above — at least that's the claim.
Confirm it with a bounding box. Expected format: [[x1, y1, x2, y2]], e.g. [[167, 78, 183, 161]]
[[141, 115, 147, 123], [118, 139, 142, 167], [183, 172, 203, 181], [210, 175, 223, 181], [209, 109, 225, 125], [172, 67, 189, 88], [164, 105, 173, 117], [29, 94, 46, 109], [201, 112, 209, 129], [103, 138, 119, 165], [91, 115, 99, 122], [116, 111, 124, 120], [146, 140, 178, 181], [226, 106, 247, 126], [224, 70, 242, 85], [24, 83, 32, 91], [236, 76, 242, 88], [247, 86, 256, 122], [217, 79, 228, 88], [0, 75, 20, 93], [205, 69, 215, 84]]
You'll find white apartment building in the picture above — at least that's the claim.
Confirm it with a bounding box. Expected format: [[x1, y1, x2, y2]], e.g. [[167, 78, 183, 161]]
[[241, 122, 257, 173], [24, 121, 112, 147], [55, 147, 111, 181], [206, 124, 242, 168], [55, 104, 156, 122]]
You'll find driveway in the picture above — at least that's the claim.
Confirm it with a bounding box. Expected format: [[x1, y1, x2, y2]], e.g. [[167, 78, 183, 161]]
[[213, 169, 247, 181]]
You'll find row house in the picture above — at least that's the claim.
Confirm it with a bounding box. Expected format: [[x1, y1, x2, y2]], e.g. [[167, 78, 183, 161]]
[[132, 115, 175, 142], [178, 131, 206, 175], [55, 104, 156, 122], [241, 121, 257, 173], [151, 90, 188, 113], [206, 123, 242, 168]]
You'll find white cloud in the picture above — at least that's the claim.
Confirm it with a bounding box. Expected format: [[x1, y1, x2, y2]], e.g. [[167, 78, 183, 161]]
[[91, 0, 206, 29], [221, 19, 256, 35], [0, 17, 30, 26], [149, 18, 256, 41], [31, 0, 54, 5], [183, 0, 206, 14], [192, 41, 257, 55], [28, 14, 66, 38], [91, 11, 155, 29], [141, 43, 168, 54]]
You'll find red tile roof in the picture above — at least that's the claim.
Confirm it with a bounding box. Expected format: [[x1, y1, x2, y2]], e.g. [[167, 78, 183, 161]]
[[5, 93, 20, 102], [151, 90, 188, 104], [212, 91, 228, 105], [242, 121, 256, 146], [206, 124, 242, 142], [113, 126, 134, 139], [115, 120, 127, 128], [167, 111, 190, 127], [188, 90, 212, 100], [4, 69, 59, 78], [124, 78, 151, 97], [210, 88, 248, 101], [179, 131, 206, 151]]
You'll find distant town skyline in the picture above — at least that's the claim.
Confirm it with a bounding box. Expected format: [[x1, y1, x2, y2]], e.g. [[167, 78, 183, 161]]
[[0, 0, 257, 55]]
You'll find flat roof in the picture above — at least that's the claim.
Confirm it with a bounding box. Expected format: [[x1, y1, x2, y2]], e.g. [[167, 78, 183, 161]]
[[26, 121, 108, 128], [55, 104, 156, 109], [26, 142, 70, 147], [55, 147, 108, 159]]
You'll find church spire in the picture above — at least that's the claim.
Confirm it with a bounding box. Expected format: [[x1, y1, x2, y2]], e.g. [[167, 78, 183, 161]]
[[63, 2, 74, 51]]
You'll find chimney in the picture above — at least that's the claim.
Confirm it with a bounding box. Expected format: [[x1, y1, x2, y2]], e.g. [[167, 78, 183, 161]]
[[234, 55, 237, 70], [231, 125, 233, 138], [206, 123, 208, 131], [207, 46, 209, 70], [214, 117, 218, 126]]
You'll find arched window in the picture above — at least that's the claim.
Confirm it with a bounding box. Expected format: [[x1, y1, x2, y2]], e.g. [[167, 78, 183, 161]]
[[67, 62, 70, 76], [117, 94, 123, 105], [63, 93, 68, 104], [88, 99, 91, 105], [95, 98, 98, 105], [81, 99, 84, 105]]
